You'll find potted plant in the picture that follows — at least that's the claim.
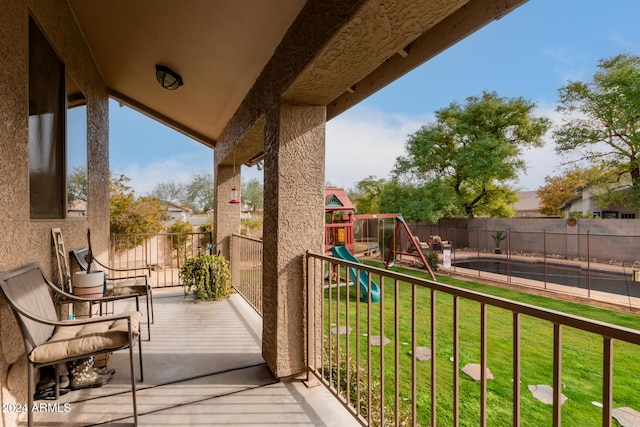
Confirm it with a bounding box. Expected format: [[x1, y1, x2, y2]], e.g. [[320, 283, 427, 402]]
[[491, 230, 507, 254], [180, 254, 230, 302], [73, 229, 105, 299]]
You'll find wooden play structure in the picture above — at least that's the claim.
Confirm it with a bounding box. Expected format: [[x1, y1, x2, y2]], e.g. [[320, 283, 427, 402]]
[[383, 215, 436, 281], [324, 187, 356, 251]]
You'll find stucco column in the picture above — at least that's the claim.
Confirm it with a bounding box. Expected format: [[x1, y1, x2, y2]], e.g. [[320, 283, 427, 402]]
[[262, 103, 325, 378], [214, 163, 241, 260]]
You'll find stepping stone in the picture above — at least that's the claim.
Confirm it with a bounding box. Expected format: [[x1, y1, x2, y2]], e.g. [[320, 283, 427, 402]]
[[461, 363, 494, 381], [613, 407, 640, 427], [330, 325, 352, 335], [408, 347, 432, 361], [527, 385, 568, 405], [370, 335, 391, 346]]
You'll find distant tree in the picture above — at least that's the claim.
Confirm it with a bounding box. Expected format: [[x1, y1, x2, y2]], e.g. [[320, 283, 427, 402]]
[[67, 167, 88, 201], [536, 166, 603, 217], [184, 172, 214, 213], [148, 182, 184, 205], [241, 178, 263, 215], [351, 176, 386, 214], [110, 174, 167, 243], [554, 54, 640, 207], [148, 172, 214, 213], [393, 91, 550, 218]]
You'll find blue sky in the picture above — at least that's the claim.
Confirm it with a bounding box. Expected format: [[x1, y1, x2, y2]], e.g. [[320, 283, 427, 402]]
[[109, 0, 640, 195]]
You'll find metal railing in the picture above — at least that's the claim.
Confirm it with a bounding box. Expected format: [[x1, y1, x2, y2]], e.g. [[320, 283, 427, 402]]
[[305, 251, 640, 426], [231, 234, 263, 315], [109, 232, 213, 288]]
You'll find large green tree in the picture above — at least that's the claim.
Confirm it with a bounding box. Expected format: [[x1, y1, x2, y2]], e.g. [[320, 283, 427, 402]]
[[393, 91, 550, 219], [554, 54, 640, 207]]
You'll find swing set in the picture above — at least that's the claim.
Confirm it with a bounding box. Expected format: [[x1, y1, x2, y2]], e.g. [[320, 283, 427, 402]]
[[353, 214, 436, 281]]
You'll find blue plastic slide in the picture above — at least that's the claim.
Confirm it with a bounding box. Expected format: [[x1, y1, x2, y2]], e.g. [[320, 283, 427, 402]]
[[330, 246, 381, 303]]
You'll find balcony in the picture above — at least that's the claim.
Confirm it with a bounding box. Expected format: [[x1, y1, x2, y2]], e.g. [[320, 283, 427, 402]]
[[31, 234, 640, 426], [28, 288, 358, 426]]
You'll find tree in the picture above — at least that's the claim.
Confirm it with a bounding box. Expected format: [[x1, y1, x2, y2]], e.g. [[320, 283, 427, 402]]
[[184, 172, 214, 213], [554, 54, 640, 207], [67, 167, 88, 202], [393, 91, 550, 219], [241, 178, 263, 215], [110, 174, 167, 241], [148, 182, 184, 205], [148, 172, 214, 214], [536, 166, 603, 217], [351, 176, 386, 214]]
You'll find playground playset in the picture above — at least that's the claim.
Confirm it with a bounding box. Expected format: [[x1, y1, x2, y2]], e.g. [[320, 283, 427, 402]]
[[324, 188, 439, 298]]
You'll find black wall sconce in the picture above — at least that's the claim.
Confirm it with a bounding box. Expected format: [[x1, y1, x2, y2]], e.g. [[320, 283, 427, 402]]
[[155, 64, 183, 90]]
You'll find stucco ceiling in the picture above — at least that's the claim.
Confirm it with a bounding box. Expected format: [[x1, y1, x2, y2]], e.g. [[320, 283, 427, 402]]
[[68, 0, 527, 153], [68, 0, 306, 147]]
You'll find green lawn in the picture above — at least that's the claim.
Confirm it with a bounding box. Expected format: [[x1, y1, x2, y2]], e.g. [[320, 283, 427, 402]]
[[322, 261, 640, 426]]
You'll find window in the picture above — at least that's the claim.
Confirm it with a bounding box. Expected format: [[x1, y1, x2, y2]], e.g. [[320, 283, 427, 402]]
[[29, 17, 88, 219], [602, 211, 619, 219], [29, 17, 65, 219], [66, 76, 87, 218], [621, 213, 636, 219]]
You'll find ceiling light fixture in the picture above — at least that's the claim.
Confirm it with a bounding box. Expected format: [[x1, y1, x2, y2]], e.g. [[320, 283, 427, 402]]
[[155, 64, 183, 90]]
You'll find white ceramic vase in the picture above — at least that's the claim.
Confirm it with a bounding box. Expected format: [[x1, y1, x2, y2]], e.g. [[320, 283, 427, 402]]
[[73, 271, 105, 300]]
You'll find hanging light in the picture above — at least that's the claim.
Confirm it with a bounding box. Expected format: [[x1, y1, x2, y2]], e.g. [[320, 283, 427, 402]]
[[155, 64, 183, 90], [230, 186, 240, 204]]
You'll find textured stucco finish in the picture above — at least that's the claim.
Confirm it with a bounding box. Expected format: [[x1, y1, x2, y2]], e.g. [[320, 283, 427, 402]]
[[214, 164, 242, 259], [283, 0, 468, 105], [262, 104, 325, 377], [0, 1, 109, 424]]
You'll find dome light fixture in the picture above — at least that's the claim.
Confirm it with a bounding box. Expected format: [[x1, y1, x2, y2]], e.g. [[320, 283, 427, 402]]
[[155, 64, 183, 90]]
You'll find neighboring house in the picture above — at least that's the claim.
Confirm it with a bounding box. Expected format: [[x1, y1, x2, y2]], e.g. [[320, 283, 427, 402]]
[[512, 191, 551, 218], [160, 201, 192, 223], [67, 198, 87, 218], [559, 184, 639, 219]]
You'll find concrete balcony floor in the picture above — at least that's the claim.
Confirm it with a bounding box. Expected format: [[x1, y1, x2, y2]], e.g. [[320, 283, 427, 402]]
[[30, 289, 358, 426]]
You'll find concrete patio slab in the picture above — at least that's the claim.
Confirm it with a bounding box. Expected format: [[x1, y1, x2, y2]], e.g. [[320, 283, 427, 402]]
[[27, 290, 359, 427], [408, 346, 432, 361]]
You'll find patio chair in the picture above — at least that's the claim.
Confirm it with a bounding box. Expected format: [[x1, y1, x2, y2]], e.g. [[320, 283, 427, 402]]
[[71, 246, 154, 340], [0, 262, 143, 427]]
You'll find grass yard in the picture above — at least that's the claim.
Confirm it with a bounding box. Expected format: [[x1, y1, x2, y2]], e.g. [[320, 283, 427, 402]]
[[322, 261, 640, 426]]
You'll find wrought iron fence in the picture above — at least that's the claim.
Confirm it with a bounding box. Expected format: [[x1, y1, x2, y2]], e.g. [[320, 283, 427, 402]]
[[357, 225, 640, 308], [305, 251, 640, 426], [109, 232, 213, 288], [231, 234, 263, 315]]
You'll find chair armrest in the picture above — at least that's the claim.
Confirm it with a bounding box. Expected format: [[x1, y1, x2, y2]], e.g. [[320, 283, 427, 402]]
[[105, 275, 149, 283], [45, 276, 140, 304], [9, 301, 137, 328], [94, 258, 151, 276]]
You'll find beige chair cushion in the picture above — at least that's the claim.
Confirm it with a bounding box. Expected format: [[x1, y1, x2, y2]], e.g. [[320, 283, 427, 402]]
[[29, 311, 141, 363], [107, 277, 152, 297]]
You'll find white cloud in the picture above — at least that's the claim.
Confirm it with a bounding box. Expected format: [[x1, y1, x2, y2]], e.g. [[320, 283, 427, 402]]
[[326, 107, 432, 189]]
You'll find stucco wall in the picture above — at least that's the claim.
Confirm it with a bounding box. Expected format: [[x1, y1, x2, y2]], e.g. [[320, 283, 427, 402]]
[[411, 218, 640, 261], [0, 1, 109, 424]]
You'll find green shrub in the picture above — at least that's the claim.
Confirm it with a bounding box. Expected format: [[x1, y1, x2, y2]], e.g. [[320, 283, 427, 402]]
[[422, 249, 439, 272], [180, 254, 231, 302]]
